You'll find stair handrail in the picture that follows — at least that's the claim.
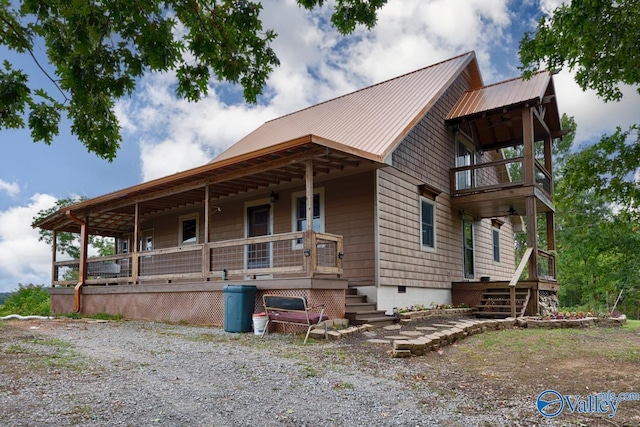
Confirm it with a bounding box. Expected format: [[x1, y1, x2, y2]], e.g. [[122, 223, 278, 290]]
[[509, 247, 533, 317]]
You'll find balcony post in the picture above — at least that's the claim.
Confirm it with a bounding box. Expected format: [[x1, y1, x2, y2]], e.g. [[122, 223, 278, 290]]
[[522, 108, 535, 186], [305, 160, 315, 276]]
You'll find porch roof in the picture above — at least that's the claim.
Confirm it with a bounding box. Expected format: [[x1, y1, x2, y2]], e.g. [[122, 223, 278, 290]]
[[446, 71, 563, 150], [33, 142, 380, 235]]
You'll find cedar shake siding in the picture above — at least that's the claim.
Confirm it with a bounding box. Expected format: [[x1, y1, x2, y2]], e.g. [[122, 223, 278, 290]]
[[378, 68, 517, 292]]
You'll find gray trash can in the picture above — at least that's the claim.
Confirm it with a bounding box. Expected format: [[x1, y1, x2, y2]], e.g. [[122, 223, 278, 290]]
[[223, 285, 257, 332]]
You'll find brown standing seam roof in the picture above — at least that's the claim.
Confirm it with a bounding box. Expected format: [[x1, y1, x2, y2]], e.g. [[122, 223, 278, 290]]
[[447, 71, 556, 122], [212, 51, 481, 164]]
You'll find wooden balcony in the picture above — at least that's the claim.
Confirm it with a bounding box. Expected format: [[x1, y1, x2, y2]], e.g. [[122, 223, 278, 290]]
[[449, 156, 554, 219], [52, 230, 343, 287]]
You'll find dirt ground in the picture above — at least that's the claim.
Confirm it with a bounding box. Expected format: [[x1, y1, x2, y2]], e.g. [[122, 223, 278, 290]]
[[2, 317, 640, 426]]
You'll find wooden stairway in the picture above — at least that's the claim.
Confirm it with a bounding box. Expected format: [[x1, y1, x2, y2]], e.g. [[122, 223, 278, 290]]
[[344, 288, 395, 328], [476, 287, 531, 318]]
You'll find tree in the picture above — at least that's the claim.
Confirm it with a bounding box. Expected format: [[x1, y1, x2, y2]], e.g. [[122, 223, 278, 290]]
[[519, 1, 640, 316], [0, 0, 386, 160], [34, 196, 115, 259], [519, 0, 640, 102]]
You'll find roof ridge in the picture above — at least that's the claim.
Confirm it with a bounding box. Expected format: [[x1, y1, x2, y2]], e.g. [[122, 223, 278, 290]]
[[265, 51, 476, 124], [466, 69, 550, 92]]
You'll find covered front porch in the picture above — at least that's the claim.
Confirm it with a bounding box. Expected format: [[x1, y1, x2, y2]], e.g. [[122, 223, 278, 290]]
[[37, 139, 382, 324]]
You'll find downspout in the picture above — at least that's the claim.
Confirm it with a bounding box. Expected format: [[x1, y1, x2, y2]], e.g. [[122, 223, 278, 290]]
[[66, 210, 88, 313]]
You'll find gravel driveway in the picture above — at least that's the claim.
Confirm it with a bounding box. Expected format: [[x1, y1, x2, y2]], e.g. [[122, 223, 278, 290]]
[[1, 319, 556, 426]]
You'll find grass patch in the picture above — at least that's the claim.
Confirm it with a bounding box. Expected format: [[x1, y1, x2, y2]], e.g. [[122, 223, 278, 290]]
[[623, 319, 640, 331], [89, 312, 122, 321], [1, 329, 88, 373]]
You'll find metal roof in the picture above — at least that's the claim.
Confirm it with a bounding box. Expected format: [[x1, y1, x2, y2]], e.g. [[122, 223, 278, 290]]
[[446, 71, 563, 150], [447, 71, 552, 121], [212, 52, 481, 164]]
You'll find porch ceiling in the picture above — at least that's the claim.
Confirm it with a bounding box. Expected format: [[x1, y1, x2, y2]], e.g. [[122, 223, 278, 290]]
[[452, 186, 554, 219], [35, 142, 382, 235]]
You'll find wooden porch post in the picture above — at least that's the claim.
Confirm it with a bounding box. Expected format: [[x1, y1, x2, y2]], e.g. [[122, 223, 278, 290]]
[[78, 217, 89, 284], [203, 185, 210, 279], [75, 216, 89, 313], [132, 203, 139, 284], [522, 107, 539, 281], [51, 230, 57, 285], [305, 160, 316, 277]]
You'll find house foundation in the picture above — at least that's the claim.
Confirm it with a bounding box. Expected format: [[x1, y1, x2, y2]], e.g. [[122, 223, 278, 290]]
[[49, 278, 347, 326]]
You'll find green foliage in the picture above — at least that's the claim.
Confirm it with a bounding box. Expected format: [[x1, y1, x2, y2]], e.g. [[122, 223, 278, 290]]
[[0, 0, 387, 160], [553, 126, 640, 317], [563, 125, 640, 212], [0, 284, 50, 316], [519, 0, 640, 102], [0, 292, 10, 305]]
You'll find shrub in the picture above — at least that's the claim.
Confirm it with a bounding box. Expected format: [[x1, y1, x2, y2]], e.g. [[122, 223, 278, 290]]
[[0, 284, 50, 317]]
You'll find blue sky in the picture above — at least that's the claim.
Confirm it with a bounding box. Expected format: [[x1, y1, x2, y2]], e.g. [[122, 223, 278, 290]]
[[1, 0, 639, 293]]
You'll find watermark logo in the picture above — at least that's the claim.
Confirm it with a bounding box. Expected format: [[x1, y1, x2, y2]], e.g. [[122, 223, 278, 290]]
[[537, 389, 564, 418], [536, 389, 640, 419]]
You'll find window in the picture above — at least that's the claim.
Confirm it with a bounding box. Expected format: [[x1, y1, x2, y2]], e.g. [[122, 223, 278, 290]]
[[292, 189, 324, 248], [492, 228, 501, 263], [140, 229, 154, 252], [455, 137, 475, 190], [420, 197, 436, 250], [179, 213, 199, 245], [463, 217, 474, 279], [119, 237, 130, 254]]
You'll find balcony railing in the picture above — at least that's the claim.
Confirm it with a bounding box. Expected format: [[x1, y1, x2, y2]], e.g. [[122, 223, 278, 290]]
[[52, 231, 343, 286], [450, 156, 552, 197]]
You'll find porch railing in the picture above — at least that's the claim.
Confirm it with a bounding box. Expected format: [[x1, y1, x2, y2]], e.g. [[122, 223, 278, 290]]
[[52, 231, 343, 286], [537, 249, 556, 281]]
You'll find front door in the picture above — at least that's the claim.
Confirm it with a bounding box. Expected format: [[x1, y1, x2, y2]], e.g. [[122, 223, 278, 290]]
[[247, 204, 271, 269]]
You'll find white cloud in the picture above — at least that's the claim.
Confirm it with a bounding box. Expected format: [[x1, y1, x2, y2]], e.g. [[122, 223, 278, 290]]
[[116, 0, 518, 183], [0, 180, 20, 198], [554, 70, 640, 147], [0, 194, 57, 293]]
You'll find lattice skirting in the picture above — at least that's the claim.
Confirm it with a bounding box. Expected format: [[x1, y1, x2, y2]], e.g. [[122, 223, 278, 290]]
[[50, 288, 346, 327]]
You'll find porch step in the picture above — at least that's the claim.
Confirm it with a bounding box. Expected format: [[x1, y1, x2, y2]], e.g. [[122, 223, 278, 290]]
[[345, 310, 388, 321], [344, 302, 377, 313], [344, 288, 397, 328], [476, 287, 531, 318], [345, 294, 367, 304]]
